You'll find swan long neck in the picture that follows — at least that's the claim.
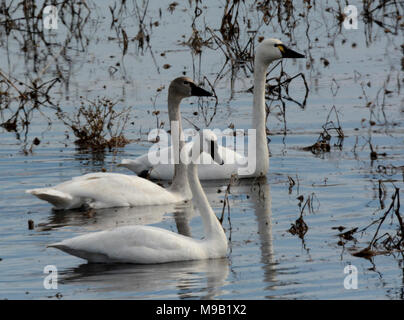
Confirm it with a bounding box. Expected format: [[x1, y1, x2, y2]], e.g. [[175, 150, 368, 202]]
[[167, 94, 191, 197], [252, 56, 270, 176], [188, 163, 227, 244]]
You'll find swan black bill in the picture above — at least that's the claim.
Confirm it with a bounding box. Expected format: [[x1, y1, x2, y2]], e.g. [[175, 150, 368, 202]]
[[191, 83, 213, 97], [210, 140, 224, 165], [279, 45, 305, 59]]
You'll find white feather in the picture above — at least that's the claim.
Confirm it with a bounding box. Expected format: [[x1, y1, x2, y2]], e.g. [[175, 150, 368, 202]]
[[48, 133, 228, 264], [119, 39, 304, 180], [26, 173, 181, 210], [26, 77, 216, 210]]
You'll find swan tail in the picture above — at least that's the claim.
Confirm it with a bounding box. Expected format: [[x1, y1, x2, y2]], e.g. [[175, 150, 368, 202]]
[[48, 242, 111, 263], [47, 242, 65, 250], [26, 188, 73, 209], [47, 243, 79, 258]]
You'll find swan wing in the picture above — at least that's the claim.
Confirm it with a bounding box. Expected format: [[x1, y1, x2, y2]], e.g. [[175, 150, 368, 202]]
[[26, 188, 73, 209], [28, 173, 180, 209]]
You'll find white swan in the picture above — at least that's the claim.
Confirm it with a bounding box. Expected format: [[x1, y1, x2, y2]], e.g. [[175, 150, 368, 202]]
[[47, 133, 228, 264], [119, 38, 305, 180], [26, 77, 213, 210]]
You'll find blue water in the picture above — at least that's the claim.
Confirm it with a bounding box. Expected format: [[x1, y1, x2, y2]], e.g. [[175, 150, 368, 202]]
[[0, 0, 403, 299]]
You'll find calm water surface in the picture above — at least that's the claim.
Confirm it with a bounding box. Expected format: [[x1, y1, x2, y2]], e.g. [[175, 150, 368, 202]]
[[0, 0, 403, 299]]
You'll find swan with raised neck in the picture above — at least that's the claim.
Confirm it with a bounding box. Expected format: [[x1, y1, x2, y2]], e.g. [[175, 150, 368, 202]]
[[47, 132, 228, 264], [26, 77, 212, 209], [119, 39, 305, 180]]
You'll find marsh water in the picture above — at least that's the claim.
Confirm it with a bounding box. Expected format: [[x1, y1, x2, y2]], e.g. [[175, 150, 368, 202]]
[[0, 0, 403, 299]]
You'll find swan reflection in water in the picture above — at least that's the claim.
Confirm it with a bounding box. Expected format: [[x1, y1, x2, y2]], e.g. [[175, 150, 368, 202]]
[[201, 176, 277, 293], [58, 258, 229, 299], [37, 202, 193, 236], [248, 177, 277, 296]]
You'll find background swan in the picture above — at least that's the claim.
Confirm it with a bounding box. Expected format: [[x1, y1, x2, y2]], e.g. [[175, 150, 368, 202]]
[[26, 77, 212, 210], [119, 38, 305, 180], [48, 133, 228, 264]]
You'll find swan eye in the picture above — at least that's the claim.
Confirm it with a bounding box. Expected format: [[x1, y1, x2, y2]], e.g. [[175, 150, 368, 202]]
[[276, 44, 285, 53]]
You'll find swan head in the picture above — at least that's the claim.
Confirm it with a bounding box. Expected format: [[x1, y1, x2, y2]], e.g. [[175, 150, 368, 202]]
[[169, 77, 212, 100], [201, 130, 224, 165], [256, 38, 305, 65], [187, 130, 224, 165]]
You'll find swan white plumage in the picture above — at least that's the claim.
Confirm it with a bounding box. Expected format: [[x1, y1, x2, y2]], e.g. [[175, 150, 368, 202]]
[[47, 133, 228, 264], [119, 38, 305, 180], [26, 77, 213, 210]]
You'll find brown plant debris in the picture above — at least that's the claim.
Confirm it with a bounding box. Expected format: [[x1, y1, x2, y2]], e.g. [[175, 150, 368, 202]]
[[351, 187, 404, 259], [219, 174, 239, 242], [303, 106, 344, 154], [288, 194, 317, 239], [338, 227, 358, 241], [56, 97, 131, 152], [289, 215, 308, 239]]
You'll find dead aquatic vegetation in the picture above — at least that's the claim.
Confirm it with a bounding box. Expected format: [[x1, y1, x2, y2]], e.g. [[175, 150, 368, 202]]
[[322, 0, 403, 48], [195, 77, 219, 127], [56, 97, 131, 152], [28, 219, 34, 230], [288, 176, 296, 194], [194, 0, 310, 130], [0, 0, 91, 151], [184, 0, 213, 57], [184, 28, 206, 56], [167, 2, 179, 14], [265, 66, 309, 109], [303, 106, 344, 154], [288, 193, 319, 239], [0, 68, 60, 152], [367, 139, 386, 161], [0, 0, 91, 84], [205, 0, 301, 77], [187, 0, 305, 102], [359, 72, 400, 128], [289, 215, 308, 239], [303, 121, 342, 154], [376, 166, 404, 185], [337, 227, 358, 242], [108, 0, 161, 71], [263, 64, 309, 135], [0, 70, 59, 112], [361, 0, 404, 44], [185, 0, 259, 98], [343, 186, 404, 259], [0, 0, 402, 155], [218, 174, 238, 243]]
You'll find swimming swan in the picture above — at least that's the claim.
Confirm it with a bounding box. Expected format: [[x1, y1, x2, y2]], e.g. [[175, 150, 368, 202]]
[[47, 133, 228, 264], [119, 38, 305, 180], [26, 77, 213, 210]]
